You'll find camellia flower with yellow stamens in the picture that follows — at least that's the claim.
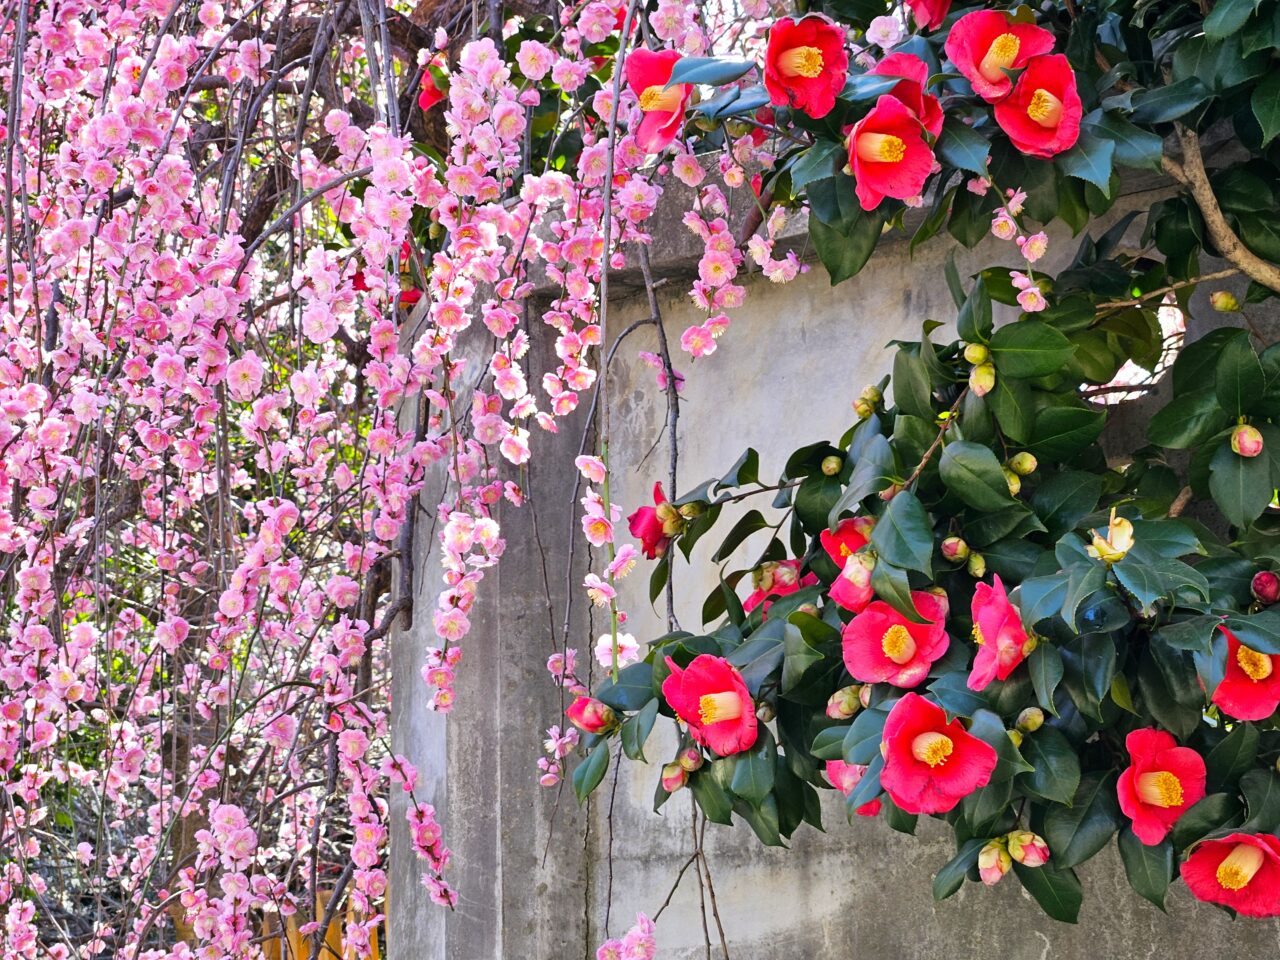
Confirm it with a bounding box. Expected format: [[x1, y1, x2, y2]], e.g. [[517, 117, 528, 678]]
[[624, 49, 691, 155], [993, 53, 1081, 158], [1181, 832, 1280, 917], [867, 53, 944, 137], [1086, 507, 1134, 563], [1116, 728, 1206, 845], [842, 591, 950, 688], [763, 14, 849, 120], [660, 654, 758, 756], [943, 10, 1055, 103], [819, 515, 876, 566], [967, 574, 1035, 691], [844, 94, 935, 211], [880, 693, 997, 814], [1212, 627, 1280, 721]]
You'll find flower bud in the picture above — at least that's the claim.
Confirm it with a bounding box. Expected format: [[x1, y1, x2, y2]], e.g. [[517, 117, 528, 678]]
[[963, 342, 990, 364], [941, 536, 970, 563], [677, 501, 704, 519], [969, 362, 996, 398], [724, 119, 752, 138], [1210, 290, 1241, 312], [853, 398, 875, 420], [796, 602, 820, 617], [821, 455, 843, 477], [1007, 831, 1050, 868], [1252, 571, 1280, 605], [1087, 509, 1134, 564], [860, 385, 883, 405], [677, 747, 704, 772], [693, 116, 719, 132], [756, 701, 775, 723], [428, 221, 445, 239], [978, 839, 1012, 885], [1007, 729, 1023, 748], [661, 762, 688, 793], [879, 482, 902, 502], [1232, 424, 1264, 458], [966, 552, 986, 578], [827, 685, 862, 720], [566, 696, 618, 735], [1015, 707, 1044, 733], [859, 684, 873, 709], [1003, 467, 1022, 497], [1008, 452, 1038, 476]]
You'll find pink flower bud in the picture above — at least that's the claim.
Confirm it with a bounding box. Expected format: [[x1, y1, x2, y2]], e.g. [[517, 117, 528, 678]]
[[978, 839, 1012, 885], [969, 362, 996, 397], [1232, 424, 1264, 458], [1007, 831, 1050, 868], [826, 685, 862, 720], [566, 697, 618, 735], [677, 747, 704, 772], [661, 762, 688, 793], [1210, 291, 1240, 312], [1252, 571, 1280, 605], [941, 536, 970, 563]]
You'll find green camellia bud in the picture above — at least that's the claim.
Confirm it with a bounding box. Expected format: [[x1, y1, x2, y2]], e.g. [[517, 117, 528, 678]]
[[678, 501, 705, 519], [1007, 729, 1024, 749], [1016, 707, 1045, 733], [1210, 290, 1241, 312], [821, 455, 843, 476], [853, 398, 875, 420], [724, 119, 753, 138], [693, 116, 719, 132], [860, 385, 883, 405], [1008, 452, 1038, 476], [428, 221, 445, 239], [1003, 467, 1022, 497], [967, 552, 987, 578], [969, 362, 996, 398], [963, 343, 990, 365]]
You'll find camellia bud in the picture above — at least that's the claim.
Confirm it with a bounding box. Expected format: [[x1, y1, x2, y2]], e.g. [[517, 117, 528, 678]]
[[1087, 508, 1134, 564], [859, 685, 873, 708], [724, 119, 752, 138], [826, 685, 862, 720], [821, 455, 843, 476], [678, 501, 705, 519], [661, 762, 688, 793], [966, 552, 986, 578], [756, 701, 776, 723], [1015, 707, 1045, 733], [860, 385, 883, 405], [1008, 452, 1038, 476], [428, 221, 445, 239], [969, 362, 996, 398], [978, 839, 1012, 886], [1007, 831, 1051, 868], [693, 116, 719, 132], [1232, 424, 1264, 458], [963, 342, 990, 365], [796, 602, 820, 617], [566, 696, 618, 735], [1252, 571, 1280, 605], [1007, 729, 1023, 748], [1003, 467, 1022, 497], [677, 747, 704, 773], [941, 536, 970, 563], [853, 398, 875, 420], [1210, 290, 1241, 312], [879, 482, 903, 502]]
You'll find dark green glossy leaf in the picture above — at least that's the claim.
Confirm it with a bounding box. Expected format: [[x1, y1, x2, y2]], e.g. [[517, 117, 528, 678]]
[[1118, 828, 1174, 911], [1013, 862, 1083, 923], [572, 741, 610, 804], [1043, 771, 1121, 868], [870, 491, 934, 576], [1206, 722, 1259, 793], [1020, 726, 1081, 804], [939, 440, 1014, 511], [621, 699, 659, 762], [932, 838, 985, 901]]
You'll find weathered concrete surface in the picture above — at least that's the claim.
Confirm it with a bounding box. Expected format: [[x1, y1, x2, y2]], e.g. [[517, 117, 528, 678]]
[[391, 174, 1280, 958]]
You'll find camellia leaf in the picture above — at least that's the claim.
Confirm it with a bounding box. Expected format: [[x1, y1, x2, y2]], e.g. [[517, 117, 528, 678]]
[[936, 119, 990, 175], [1205, 722, 1259, 792], [1215, 332, 1265, 416], [810, 211, 883, 285], [1019, 725, 1081, 803], [665, 57, 756, 88], [989, 320, 1076, 378], [939, 440, 1014, 511], [870, 490, 934, 576], [957, 275, 993, 343], [1030, 406, 1106, 462], [572, 740, 611, 804], [1057, 130, 1115, 195], [1254, 71, 1280, 146], [730, 731, 776, 805], [1117, 827, 1174, 911], [621, 699, 660, 762], [932, 838, 985, 901], [1128, 77, 1212, 124], [1209, 439, 1273, 529], [1013, 862, 1083, 923], [1170, 793, 1243, 850], [1204, 0, 1262, 38], [1240, 768, 1280, 833], [1043, 771, 1122, 868]]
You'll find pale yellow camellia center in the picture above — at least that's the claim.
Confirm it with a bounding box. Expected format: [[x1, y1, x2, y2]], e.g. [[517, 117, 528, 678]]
[[856, 132, 906, 164], [1027, 88, 1064, 128], [698, 691, 742, 725], [777, 45, 824, 78], [639, 84, 684, 113], [911, 731, 954, 767], [1136, 771, 1184, 808], [1217, 843, 1265, 890], [1238, 644, 1274, 681], [881, 624, 917, 665], [979, 33, 1021, 82]]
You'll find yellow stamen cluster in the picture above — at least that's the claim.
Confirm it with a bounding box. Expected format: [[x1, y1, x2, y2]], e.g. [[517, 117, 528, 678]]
[[856, 132, 906, 164], [698, 691, 743, 725], [972, 623, 986, 646], [1136, 771, 1184, 808], [1217, 843, 1265, 891], [777, 45, 825, 78], [1027, 88, 1064, 128], [911, 731, 954, 768], [881, 624, 918, 665], [979, 33, 1021, 82], [1237, 644, 1274, 682], [639, 84, 683, 113]]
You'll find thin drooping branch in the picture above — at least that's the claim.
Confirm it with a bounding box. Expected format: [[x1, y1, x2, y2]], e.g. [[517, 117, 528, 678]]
[[1163, 126, 1280, 294]]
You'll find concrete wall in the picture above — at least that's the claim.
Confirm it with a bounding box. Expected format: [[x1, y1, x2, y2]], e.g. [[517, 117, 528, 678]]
[[390, 177, 1280, 958]]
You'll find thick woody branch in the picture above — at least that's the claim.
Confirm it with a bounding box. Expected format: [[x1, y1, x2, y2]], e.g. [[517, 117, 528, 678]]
[[1163, 126, 1280, 294]]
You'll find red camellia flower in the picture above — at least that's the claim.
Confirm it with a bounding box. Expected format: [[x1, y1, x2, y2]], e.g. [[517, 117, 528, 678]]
[[993, 54, 1082, 158], [880, 692, 997, 814], [820, 516, 875, 566], [625, 48, 691, 154], [1212, 627, 1280, 721], [418, 73, 446, 112], [868, 53, 943, 137], [1181, 832, 1280, 917], [843, 591, 950, 688], [742, 558, 818, 613], [844, 95, 934, 211], [661, 654, 758, 756], [825, 760, 882, 816], [967, 574, 1034, 691], [1116, 728, 1206, 845], [943, 10, 1056, 103], [763, 14, 850, 120], [627, 482, 672, 560], [905, 0, 951, 31]]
